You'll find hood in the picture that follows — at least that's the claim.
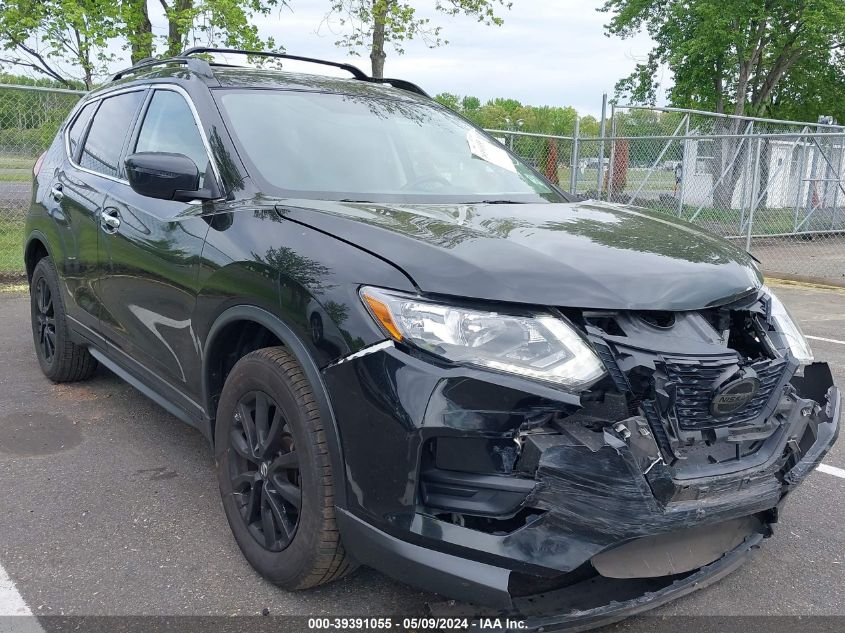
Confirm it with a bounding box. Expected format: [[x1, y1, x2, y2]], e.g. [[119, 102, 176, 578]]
[[274, 199, 763, 311]]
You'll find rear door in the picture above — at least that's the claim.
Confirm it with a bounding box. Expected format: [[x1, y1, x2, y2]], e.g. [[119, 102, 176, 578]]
[[49, 91, 144, 333], [96, 86, 217, 398]]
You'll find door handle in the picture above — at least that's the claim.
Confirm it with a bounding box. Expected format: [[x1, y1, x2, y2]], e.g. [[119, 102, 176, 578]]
[[50, 184, 63, 201], [100, 208, 121, 232]]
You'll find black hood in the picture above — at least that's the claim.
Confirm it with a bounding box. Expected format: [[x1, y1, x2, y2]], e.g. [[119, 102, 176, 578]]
[[275, 199, 763, 311]]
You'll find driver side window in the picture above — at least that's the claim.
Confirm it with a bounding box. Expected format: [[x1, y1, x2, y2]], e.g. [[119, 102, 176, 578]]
[[135, 90, 211, 188]]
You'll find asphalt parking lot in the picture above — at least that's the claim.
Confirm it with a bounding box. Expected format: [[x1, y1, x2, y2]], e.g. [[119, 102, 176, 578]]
[[0, 281, 843, 631]]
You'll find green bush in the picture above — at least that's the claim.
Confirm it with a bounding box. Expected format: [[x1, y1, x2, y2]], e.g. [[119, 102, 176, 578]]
[[0, 126, 60, 157]]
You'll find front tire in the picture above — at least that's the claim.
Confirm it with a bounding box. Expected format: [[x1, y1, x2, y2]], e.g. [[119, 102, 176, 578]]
[[30, 256, 98, 382], [215, 347, 354, 589]]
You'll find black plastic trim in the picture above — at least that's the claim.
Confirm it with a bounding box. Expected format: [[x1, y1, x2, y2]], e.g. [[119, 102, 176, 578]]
[[24, 230, 54, 281], [420, 468, 536, 516], [87, 347, 205, 431], [110, 56, 214, 82], [785, 383, 840, 485], [66, 315, 208, 434], [179, 47, 430, 97], [182, 47, 369, 80], [336, 508, 513, 608]]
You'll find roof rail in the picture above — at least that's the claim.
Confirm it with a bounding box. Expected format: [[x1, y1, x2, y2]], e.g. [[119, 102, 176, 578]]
[[182, 47, 370, 80], [109, 56, 214, 82], [180, 47, 430, 98], [110, 48, 429, 98], [370, 77, 430, 98]]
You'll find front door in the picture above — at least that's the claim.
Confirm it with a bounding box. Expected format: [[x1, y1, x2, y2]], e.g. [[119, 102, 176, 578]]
[[96, 87, 217, 399]]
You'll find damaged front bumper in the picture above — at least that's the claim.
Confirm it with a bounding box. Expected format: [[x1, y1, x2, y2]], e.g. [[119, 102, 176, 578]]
[[324, 337, 840, 624], [424, 528, 766, 632]]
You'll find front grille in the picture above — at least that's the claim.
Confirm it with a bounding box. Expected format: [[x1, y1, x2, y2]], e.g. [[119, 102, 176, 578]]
[[663, 355, 789, 430]]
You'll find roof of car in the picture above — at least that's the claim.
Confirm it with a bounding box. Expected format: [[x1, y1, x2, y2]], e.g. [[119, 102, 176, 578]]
[[100, 50, 429, 102], [210, 66, 421, 98]]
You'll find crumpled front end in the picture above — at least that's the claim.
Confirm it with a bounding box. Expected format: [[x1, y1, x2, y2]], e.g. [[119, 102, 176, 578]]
[[325, 290, 840, 625]]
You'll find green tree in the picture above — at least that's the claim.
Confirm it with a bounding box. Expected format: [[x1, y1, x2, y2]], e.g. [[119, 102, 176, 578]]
[[431, 93, 586, 138], [767, 52, 845, 123], [461, 95, 480, 112], [327, 0, 512, 78], [601, 0, 845, 204], [521, 104, 577, 136], [0, 0, 120, 88], [434, 91, 461, 110], [601, 0, 845, 119], [122, 0, 283, 61], [121, 0, 154, 63], [0, 0, 284, 83], [489, 97, 521, 115]]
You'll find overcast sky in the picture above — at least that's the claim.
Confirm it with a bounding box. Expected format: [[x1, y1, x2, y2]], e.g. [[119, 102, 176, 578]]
[[138, 0, 660, 117]]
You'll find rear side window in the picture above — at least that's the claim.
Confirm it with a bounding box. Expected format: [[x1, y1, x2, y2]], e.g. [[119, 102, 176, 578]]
[[66, 102, 97, 161], [134, 90, 210, 187], [79, 91, 144, 178]]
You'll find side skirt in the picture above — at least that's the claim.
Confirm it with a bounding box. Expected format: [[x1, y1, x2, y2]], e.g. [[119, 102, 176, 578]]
[[68, 314, 211, 439], [87, 347, 208, 435]]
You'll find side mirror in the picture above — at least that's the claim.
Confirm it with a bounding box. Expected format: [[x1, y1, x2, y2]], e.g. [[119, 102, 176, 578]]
[[125, 152, 219, 202]]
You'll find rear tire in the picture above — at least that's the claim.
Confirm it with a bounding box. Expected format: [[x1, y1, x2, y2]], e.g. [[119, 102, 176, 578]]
[[215, 346, 354, 589], [30, 256, 98, 382]]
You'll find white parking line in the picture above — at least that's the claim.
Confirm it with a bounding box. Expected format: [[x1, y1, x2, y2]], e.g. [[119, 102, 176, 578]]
[[0, 563, 45, 633], [818, 463, 845, 480], [806, 334, 845, 346], [0, 563, 31, 617]]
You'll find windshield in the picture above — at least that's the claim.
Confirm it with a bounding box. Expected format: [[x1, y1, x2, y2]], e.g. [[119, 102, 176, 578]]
[[215, 89, 563, 204]]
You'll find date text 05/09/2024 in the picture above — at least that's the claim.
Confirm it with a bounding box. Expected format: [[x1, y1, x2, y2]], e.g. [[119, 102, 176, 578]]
[[306, 617, 528, 630]]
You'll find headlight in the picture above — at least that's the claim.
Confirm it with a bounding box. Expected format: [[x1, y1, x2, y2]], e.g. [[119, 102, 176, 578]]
[[359, 286, 606, 391], [764, 286, 813, 365]]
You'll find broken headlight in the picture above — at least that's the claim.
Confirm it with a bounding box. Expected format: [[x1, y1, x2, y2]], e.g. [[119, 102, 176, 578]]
[[359, 286, 606, 391], [764, 285, 814, 365]]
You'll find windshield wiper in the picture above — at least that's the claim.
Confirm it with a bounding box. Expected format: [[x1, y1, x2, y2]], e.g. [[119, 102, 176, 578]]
[[478, 199, 528, 204]]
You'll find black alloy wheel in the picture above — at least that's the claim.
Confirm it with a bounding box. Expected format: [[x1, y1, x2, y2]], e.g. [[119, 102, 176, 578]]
[[33, 276, 56, 363], [229, 390, 302, 552], [216, 346, 353, 589]]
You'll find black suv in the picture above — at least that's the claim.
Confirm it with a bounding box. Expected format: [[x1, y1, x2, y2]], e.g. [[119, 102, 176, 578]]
[[25, 48, 839, 628]]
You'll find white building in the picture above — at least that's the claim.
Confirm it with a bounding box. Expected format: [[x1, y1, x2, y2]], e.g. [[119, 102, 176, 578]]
[[680, 134, 841, 210]]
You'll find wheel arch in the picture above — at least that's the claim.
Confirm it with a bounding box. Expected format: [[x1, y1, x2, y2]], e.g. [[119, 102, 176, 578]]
[[202, 304, 348, 509], [24, 230, 53, 283]]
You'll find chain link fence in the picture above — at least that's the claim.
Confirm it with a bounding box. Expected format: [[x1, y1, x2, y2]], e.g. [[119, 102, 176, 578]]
[[491, 106, 845, 285], [0, 84, 84, 278], [490, 106, 845, 284], [0, 84, 842, 286]]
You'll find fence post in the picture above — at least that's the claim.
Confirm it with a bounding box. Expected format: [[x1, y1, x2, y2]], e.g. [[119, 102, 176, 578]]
[[830, 135, 845, 229], [607, 103, 617, 201], [746, 136, 763, 252], [793, 128, 809, 231], [570, 116, 580, 194], [804, 127, 822, 227], [676, 115, 690, 216], [597, 93, 607, 195], [737, 122, 754, 232]]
